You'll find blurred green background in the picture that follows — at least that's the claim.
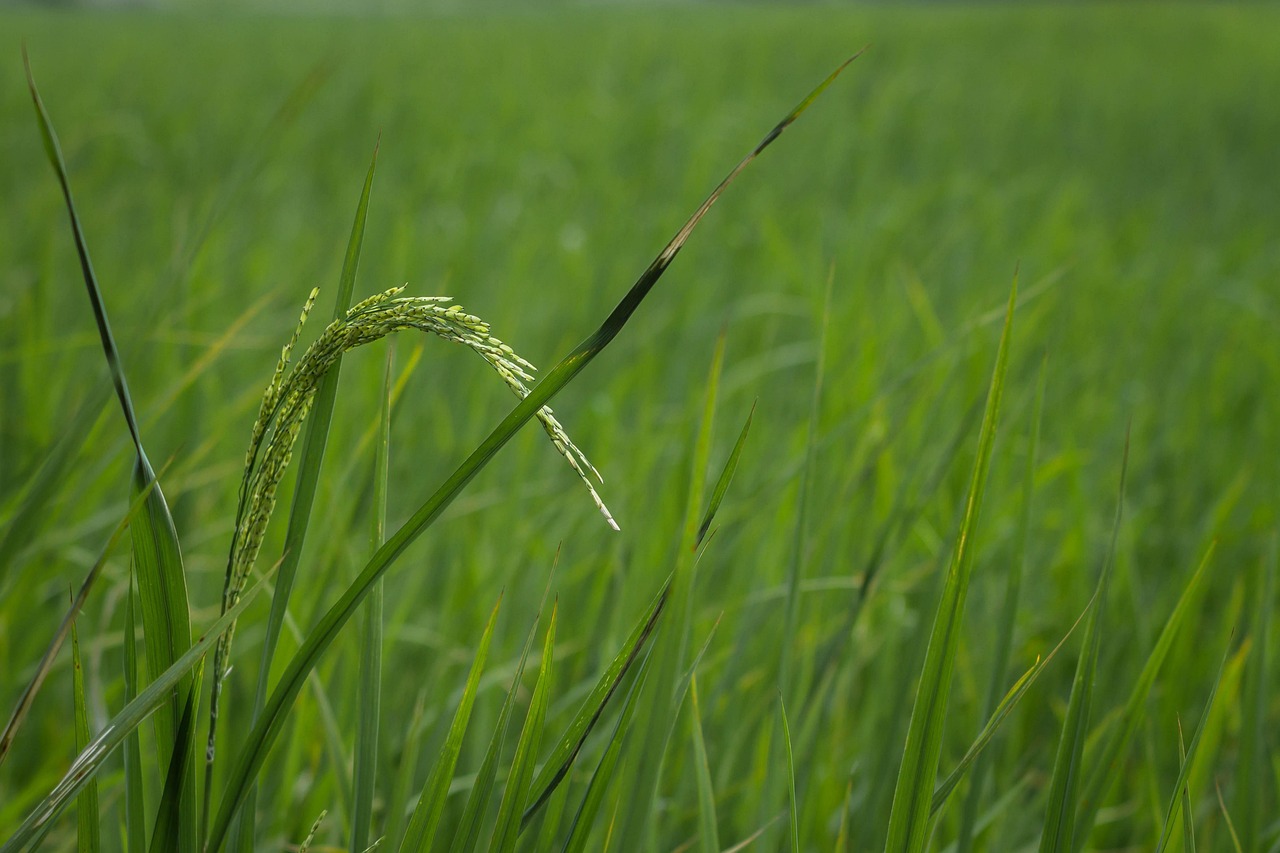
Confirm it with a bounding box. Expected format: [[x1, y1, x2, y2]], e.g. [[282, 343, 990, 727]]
[[2, 3, 1278, 850]]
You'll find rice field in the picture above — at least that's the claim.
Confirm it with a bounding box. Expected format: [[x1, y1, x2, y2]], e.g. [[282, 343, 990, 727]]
[[1, 4, 1278, 851]]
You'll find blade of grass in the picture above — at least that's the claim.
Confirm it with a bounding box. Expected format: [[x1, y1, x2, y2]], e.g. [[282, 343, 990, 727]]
[[124, 573, 145, 853], [149, 663, 203, 853], [521, 578, 671, 825], [1072, 540, 1216, 846], [449, 608, 544, 853], [779, 695, 799, 853], [932, 592, 1093, 814], [224, 139, 381, 851], [1177, 719, 1195, 853], [72, 608, 99, 853], [1155, 638, 1232, 853], [1039, 434, 1130, 853], [1216, 780, 1244, 853], [386, 690, 429, 852], [956, 354, 1046, 852], [694, 401, 755, 552], [207, 56, 859, 853], [561, 647, 657, 853], [24, 46, 195, 849], [0, 566, 277, 853], [1235, 535, 1274, 852], [399, 597, 502, 853], [883, 273, 1017, 852], [352, 343, 393, 853], [490, 604, 558, 853], [689, 675, 719, 852]]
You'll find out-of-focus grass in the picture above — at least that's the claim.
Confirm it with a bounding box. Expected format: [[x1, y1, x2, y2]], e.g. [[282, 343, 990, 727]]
[[1, 4, 1277, 850]]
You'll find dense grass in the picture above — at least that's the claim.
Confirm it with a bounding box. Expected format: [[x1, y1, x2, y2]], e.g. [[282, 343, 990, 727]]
[[2, 4, 1278, 850]]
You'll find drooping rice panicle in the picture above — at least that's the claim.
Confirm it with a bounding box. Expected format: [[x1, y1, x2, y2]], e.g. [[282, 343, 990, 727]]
[[209, 286, 614, 750]]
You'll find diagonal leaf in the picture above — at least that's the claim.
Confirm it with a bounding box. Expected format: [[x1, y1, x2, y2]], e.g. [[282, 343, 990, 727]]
[[399, 597, 502, 853], [883, 273, 1018, 852], [780, 695, 799, 853], [206, 56, 859, 853], [521, 578, 671, 825], [956, 354, 1046, 852], [448, 608, 543, 853], [1155, 637, 1232, 853], [1073, 540, 1216, 846], [72, 609, 99, 853], [690, 675, 719, 852], [932, 592, 1093, 815], [694, 401, 755, 551], [150, 662, 204, 853], [1039, 436, 1130, 853], [123, 573, 146, 853], [561, 645, 657, 853], [490, 603, 558, 853]]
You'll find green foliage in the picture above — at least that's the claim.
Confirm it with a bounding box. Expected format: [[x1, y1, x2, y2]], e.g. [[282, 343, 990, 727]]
[[2, 5, 1279, 852]]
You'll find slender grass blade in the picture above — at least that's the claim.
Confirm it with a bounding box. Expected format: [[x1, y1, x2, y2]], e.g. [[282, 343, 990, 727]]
[[124, 574, 145, 853], [149, 664, 203, 853], [24, 46, 195, 848], [72, 613, 99, 853], [689, 675, 719, 852], [694, 401, 755, 551], [448, 610, 542, 853], [883, 274, 1018, 852], [1155, 638, 1232, 853], [490, 604, 557, 853], [956, 355, 1046, 852], [1073, 541, 1216, 846], [521, 579, 671, 825], [780, 696, 799, 853], [1039, 436, 1130, 853], [399, 598, 501, 853], [561, 647, 656, 853]]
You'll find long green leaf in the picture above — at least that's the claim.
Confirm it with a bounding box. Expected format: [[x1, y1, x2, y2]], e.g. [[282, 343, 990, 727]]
[[491, 604, 557, 853], [883, 274, 1017, 852], [1040, 436, 1130, 853], [521, 579, 671, 825], [206, 56, 858, 853], [689, 675, 719, 852], [24, 51, 195, 849], [561, 647, 657, 853], [352, 343, 393, 853], [1155, 638, 1232, 853], [0, 567, 277, 853], [123, 573, 146, 853], [449, 610, 543, 853], [1073, 540, 1216, 846], [694, 401, 755, 551], [150, 663, 203, 853], [780, 695, 799, 853], [932, 593, 1092, 815], [399, 597, 502, 853], [1235, 535, 1274, 852], [72, 611, 99, 853], [956, 355, 1046, 852], [225, 139, 381, 852]]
